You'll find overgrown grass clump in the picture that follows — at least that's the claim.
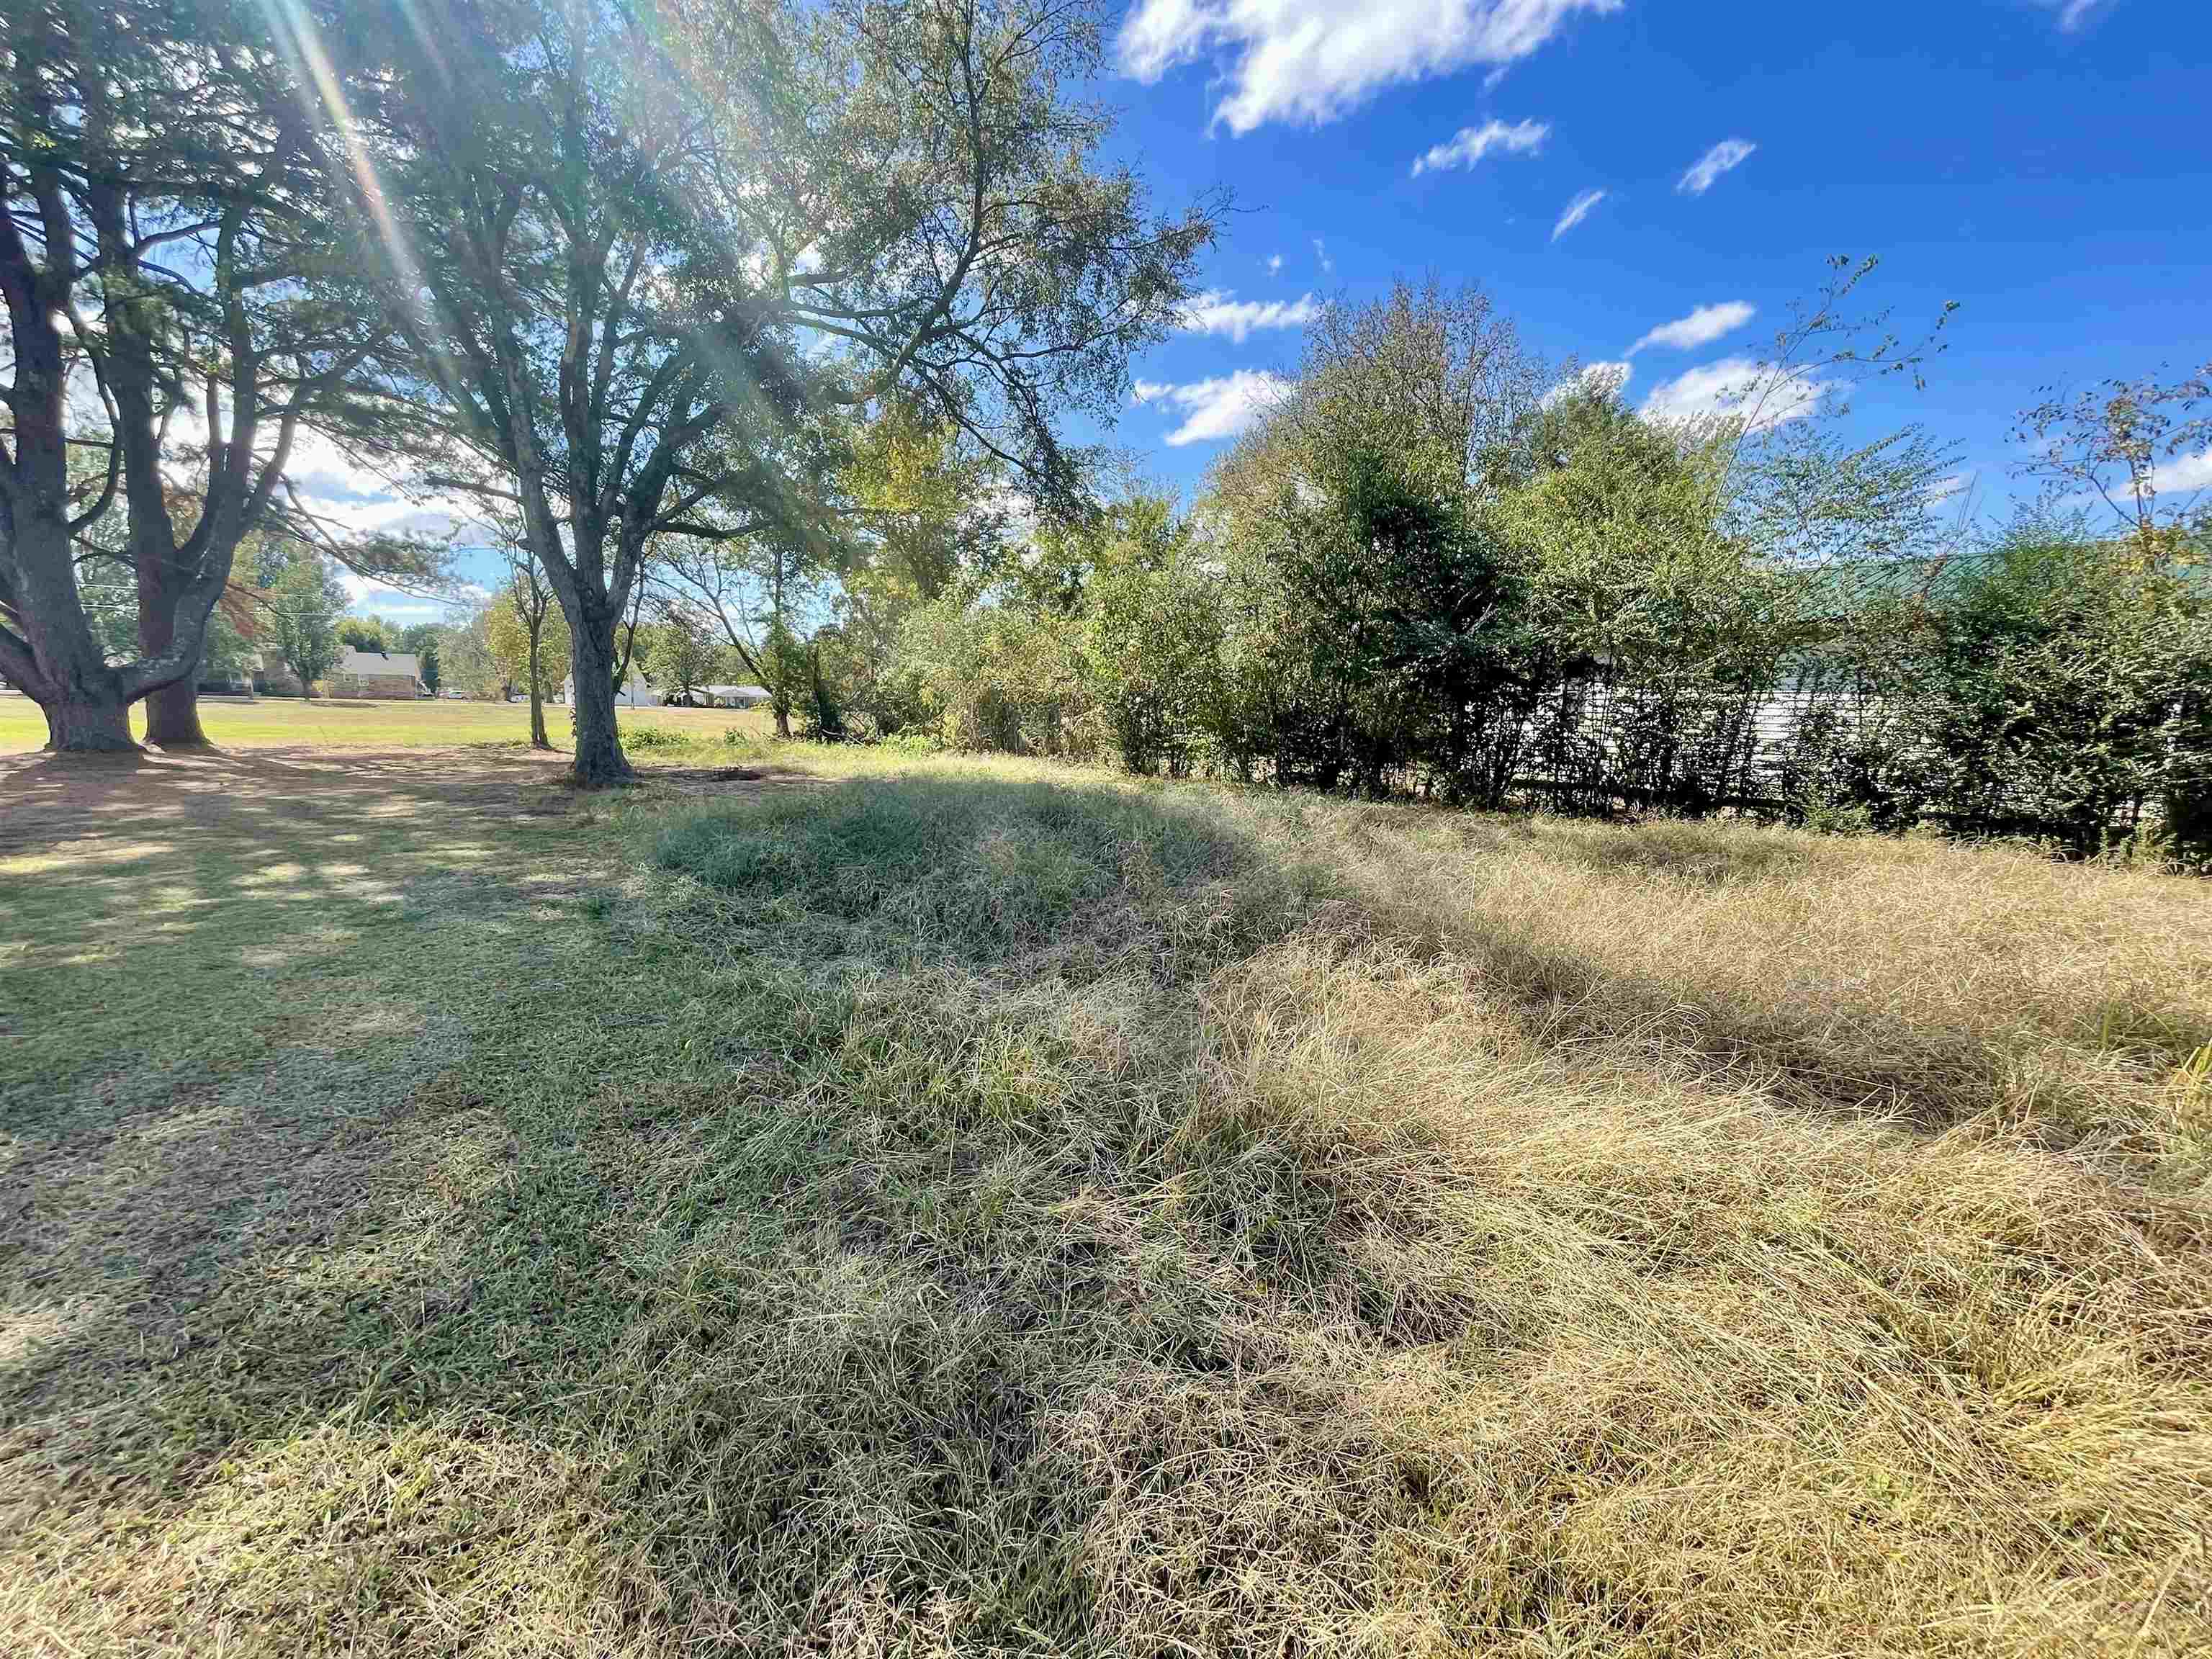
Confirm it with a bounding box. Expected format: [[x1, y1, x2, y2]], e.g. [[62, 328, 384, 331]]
[[4, 751, 2210, 1656], [655, 774, 1314, 969]]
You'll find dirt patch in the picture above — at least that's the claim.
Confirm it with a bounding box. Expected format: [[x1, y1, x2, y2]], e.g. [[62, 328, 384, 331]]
[[628, 763, 834, 801]]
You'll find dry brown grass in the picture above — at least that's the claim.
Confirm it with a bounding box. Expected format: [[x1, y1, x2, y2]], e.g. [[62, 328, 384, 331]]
[[4, 747, 2208, 1655]]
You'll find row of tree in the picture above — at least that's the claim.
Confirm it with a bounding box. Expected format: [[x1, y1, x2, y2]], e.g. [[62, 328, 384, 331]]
[[3, 0, 1218, 779], [862, 277, 2208, 862]]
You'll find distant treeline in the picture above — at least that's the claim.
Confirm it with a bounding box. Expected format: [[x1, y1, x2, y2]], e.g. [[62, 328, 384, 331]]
[[804, 276, 2211, 866]]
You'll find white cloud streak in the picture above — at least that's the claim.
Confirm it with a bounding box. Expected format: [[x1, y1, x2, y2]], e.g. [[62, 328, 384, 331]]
[[1640, 357, 1827, 432], [2032, 0, 2116, 32], [1118, 0, 1624, 135], [1628, 300, 1755, 356], [1133, 370, 1292, 446], [2146, 449, 2212, 495], [1179, 289, 1320, 342], [1551, 188, 1606, 240], [158, 408, 487, 546], [1678, 138, 1756, 196], [1410, 116, 1550, 176]]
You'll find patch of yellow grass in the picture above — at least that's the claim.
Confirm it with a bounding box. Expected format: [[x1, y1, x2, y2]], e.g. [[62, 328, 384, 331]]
[[0, 693, 775, 753]]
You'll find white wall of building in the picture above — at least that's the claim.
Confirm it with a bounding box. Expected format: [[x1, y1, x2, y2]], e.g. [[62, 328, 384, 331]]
[[559, 673, 658, 708]]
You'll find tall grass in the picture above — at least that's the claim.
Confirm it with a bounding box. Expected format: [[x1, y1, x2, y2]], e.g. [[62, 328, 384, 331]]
[[4, 755, 2208, 1655]]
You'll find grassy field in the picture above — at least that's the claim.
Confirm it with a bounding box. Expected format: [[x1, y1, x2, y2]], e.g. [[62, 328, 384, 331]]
[[4, 730, 2210, 1656], [0, 692, 777, 753]]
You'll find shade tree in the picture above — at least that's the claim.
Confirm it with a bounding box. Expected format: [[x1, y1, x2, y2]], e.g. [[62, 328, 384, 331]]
[[1, 0, 433, 750], [323, 0, 1216, 785]]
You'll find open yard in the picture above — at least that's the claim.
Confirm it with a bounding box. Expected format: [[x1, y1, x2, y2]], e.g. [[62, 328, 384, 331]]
[[0, 693, 778, 755], [4, 732, 2210, 1657]]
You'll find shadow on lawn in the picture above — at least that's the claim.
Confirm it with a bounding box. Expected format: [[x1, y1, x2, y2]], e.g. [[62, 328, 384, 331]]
[[2, 765, 1331, 1651]]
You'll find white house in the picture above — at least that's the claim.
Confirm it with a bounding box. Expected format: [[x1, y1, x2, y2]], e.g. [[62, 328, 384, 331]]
[[701, 684, 773, 709], [558, 670, 657, 708]]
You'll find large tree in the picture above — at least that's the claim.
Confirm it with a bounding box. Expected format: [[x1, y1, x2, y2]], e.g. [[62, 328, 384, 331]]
[[333, 0, 1215, 784], [0, 0, 405, 750]]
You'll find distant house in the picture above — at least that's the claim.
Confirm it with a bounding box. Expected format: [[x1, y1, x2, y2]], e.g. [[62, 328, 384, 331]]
[[331, 649, 426, 699], [196, 582, 302, 696], [558, 670, 657, 708], [248, 649, 303, 696], [701, 684, 772, 709]]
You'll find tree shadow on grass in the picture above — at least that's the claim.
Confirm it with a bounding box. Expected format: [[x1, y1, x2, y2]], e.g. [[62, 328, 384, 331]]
[[0, 763, 1320, 1652], [2, 765, 1412, 1653]]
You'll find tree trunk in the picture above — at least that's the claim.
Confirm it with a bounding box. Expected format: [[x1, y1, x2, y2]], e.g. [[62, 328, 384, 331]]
[[144, 678, 210, 747], [526, 629, 552, 749], [774, 701, 792, 740], [42, 685, 137, 752], [1, 400, 143, 752], [566, 615, 634, 786], [135, 549, 212, 747]]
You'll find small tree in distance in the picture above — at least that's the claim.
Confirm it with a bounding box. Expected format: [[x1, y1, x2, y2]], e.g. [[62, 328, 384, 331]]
[[486, 554, 570, 750], [642, 607, 727, 707], [262, 552, 347, 698]]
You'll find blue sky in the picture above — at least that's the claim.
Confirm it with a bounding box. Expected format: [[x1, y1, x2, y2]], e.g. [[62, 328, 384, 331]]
[[347, 0, 2210, 621], [1104, 0, 2209, 495]]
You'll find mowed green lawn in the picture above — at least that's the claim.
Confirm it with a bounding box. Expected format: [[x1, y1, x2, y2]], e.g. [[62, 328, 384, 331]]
[[3, 737, 2209, 1656], [0, 692, 776, 753]]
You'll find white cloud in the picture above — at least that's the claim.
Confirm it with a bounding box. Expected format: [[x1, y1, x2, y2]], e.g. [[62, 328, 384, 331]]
[[1628, 300, 1755, 356], [280, 430, 490, 543], [1410, 117, 1549, 177], [1133, 370, 1292, 446], [1543, 361, 1632, 408], [1678, 138, 1756, 197], [158, 407, 487, 545], [1579, 360, 1633, 397], [1551, 188, 1606, 240], [1267, 253, 1283, 275], [1640, 356, 1827, 432], [1313, 236, 1333, 274], [1179, 289, 1320, 342], [337, 572, 456, 618], [2031, 0, 2115, 31], [1926, 472, 1971, 504], [1118, 0, 1624, 135], [2146, 449, 2212, 495]]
